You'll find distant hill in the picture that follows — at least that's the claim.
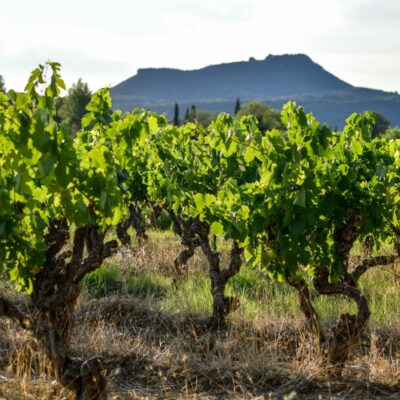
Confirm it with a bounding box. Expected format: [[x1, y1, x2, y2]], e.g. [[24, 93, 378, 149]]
[[110, 54, 400, 128]]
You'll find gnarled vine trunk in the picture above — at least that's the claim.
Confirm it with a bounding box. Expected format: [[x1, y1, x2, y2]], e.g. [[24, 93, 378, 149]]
[[31, 296, 108, 399], [168, 212, 243, 327], [168, 213, 201, 280], [288, 210, 400, 375], [1, 220, 118, 399], [116, 203, 148, 247], [306, 211, 371, 374], [286, 277, 325, 345], [311, 210, 371, 373], [313, 267, 370, 372], [199, 236, 242, 327]]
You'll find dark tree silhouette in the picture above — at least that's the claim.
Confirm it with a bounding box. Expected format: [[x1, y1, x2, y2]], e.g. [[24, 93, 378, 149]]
[[234, 98, 241, 115], [57, 79, 92, 135], [371, 112, 390, 138], [173, 102, 180, 126]]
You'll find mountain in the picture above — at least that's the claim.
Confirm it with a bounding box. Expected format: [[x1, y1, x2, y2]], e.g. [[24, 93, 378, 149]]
[[110, 54, 400, 128]]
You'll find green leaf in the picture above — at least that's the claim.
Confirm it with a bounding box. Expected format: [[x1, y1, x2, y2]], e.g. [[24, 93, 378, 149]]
[[100, 191, 107, 209], [288, 214, 306, 236], [210, 221, 224, 236], [293, 187, 306, 208], [193, 193, 205, 210], [244, 145, 256, 163], [393, 211, 399, 228], [352, 138, 363, 155], [41, 155, 57, 175]]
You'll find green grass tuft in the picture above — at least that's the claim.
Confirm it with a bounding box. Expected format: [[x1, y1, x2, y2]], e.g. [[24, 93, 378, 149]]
[[81, 263, 123, 298]]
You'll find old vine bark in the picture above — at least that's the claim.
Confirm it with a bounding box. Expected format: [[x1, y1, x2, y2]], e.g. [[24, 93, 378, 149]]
[[286, 277, 325, 345], [0, 219, 118, 399], [168, 212, 201, 280], [116, 203, 148, 247], [168, 212, 243, 327], [312, 210, 369, 373], [288, 210, 398, 374]]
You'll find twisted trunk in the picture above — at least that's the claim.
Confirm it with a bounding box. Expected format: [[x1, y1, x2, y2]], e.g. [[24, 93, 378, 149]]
[[287, 210, 388, 373], [286, 277, 325, 345], [312, 210, 369, 373], [116, 203, 148, 247], [314, 268, 370, 372], [198, 229, 242, 327], [169, 213, 201, 280], [31, 294, 108, 399], [352, 255, 397, 282], [1, 220, 118, 399], [169, 214, 243, 326]]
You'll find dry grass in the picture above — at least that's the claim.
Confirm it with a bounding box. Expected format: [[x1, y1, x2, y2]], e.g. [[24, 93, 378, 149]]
[[2, 301, 400, 399], [2, 231, 400, 399]]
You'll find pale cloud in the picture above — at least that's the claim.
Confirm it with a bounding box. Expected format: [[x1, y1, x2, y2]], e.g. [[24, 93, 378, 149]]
[[0, 46, 133, 89], [169, 0, 257, 22], [344, 0, 400, 24]]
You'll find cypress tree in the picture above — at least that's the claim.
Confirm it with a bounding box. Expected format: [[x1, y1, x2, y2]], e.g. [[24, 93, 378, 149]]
[[190, 105, 197, 122], [173, 103, 180, 126], [234, 98, 241, 115]]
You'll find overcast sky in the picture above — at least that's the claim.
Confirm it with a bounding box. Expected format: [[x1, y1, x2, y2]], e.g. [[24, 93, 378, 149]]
[[1, 0, 400, 93]]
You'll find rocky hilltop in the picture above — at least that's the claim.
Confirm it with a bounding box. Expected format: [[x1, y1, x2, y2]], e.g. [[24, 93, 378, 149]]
[[111, 54, 400, 128]]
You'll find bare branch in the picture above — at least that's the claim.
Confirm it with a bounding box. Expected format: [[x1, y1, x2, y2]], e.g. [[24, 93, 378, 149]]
[[72, 240, 118, 284], [287, 277, 325, 344], [314, 268, 370, 328], [352, 255, 398, 282], [221, 241, 243, 282]]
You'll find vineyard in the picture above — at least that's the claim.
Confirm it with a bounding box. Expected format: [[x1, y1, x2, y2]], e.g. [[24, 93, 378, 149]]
[[1, 63, 400, 399]]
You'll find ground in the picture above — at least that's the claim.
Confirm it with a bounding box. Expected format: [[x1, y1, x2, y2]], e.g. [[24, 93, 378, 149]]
[[1, 230, 400, 399]]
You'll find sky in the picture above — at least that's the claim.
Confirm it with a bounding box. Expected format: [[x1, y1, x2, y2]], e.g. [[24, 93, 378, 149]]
[[1, 0, 400, 94]]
